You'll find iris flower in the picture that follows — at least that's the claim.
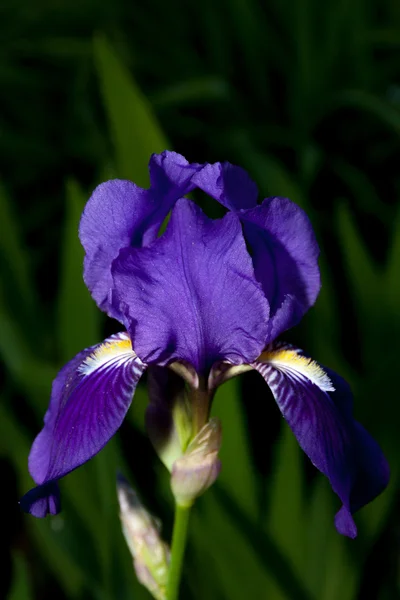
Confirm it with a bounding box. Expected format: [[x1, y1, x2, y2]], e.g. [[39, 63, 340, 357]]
[[20, 151, 389, 538]]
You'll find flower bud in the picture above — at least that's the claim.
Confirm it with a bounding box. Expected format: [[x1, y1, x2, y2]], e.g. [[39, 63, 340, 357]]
[[117, 475, 170, 600], [146, 366, 193, 471], [171, 417, 222, 507]]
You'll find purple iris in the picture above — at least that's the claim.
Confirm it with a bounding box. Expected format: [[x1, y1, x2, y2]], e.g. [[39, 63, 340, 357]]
[[20, 151, 389, 538]]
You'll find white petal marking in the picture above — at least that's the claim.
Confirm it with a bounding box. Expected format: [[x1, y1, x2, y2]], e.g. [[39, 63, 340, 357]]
[[79, 331, 142, 376], [258, 343, 335, 392]]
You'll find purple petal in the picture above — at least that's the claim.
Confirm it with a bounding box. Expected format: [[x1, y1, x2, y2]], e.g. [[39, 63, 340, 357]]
[[192, 162, 258, 210], [79, 151, 202, 319], [253, 343, 389, 538], [21, 332, 146, 517], [112, 198, 270, 373], [79, 180, 149, 319], [20, 482, 61, 518], [149, 151, 202, 200], [240, 197, 321, 339], [188, 164, 320, 337]]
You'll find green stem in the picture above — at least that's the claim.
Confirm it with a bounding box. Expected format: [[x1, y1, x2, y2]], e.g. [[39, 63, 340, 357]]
[[166, 504, 191, 600]]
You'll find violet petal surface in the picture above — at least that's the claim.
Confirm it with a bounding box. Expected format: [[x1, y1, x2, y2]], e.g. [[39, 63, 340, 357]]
[[21, 332, 146, 517], [79, 151, 202, 319], [112, 198, 270, 372], [253, 343, 389, 537]]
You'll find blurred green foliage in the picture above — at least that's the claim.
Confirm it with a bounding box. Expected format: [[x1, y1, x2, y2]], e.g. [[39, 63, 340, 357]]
[[1, 1, 399, 598]]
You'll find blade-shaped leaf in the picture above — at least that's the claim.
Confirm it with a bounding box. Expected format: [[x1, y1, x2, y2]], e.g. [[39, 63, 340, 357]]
[[191, 492, 283, 600], [212, 378, 258, 518], [0, 291, 55, 415], [7, 553, 33, 600], [0, 405, 86, 597], [266, 422, 305, 578], [0, 183, 37, 334], [199, 485, 312, 600], [336, 202, 382, 363], [384, 206, 400, 320], [332, 90, 400, 136], [94, 34, 168, 185], [306, 478, 335, 597], [58, 179, 100, 361]]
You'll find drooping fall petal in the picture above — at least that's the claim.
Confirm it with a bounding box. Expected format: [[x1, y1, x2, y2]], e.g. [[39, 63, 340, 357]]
[[20, 332, 146, 517], [253, 343, 389, 537]]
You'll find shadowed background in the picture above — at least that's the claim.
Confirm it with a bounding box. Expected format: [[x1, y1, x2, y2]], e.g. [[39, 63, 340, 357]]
[[1, 0, 399, 598]]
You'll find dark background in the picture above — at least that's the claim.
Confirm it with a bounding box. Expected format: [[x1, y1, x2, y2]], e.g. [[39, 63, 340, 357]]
[[1, 1, 399, 598]]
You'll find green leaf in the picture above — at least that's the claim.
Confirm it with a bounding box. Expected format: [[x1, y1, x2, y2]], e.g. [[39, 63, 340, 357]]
[[358, 453, 397, 544], [7, 553, 33, 600], [307, 478, 357, 600], [306, 258, 351, 376], [0, 182, 36, 330], [336, 202, 382, 362], [306, 478, 335, 597], [0, 291, 55, 414], [384, 206, 400, 319], [256, 154, 315, 218], [191, 492, 282, 600], [333, 161, 390, 224], [58, 179, 100, 361], [198, 485, 312, 600], [152, 77, 229, 107], [358, 480, 394, 545], [231, 142, 316, 222], [0, 182, 33, 305], [94, 34, 168, 184], [321, 533, 358, 600], [221, 0, 268, 100], [266, 422, 305, 578], [0, 404, 85, 597], [331, 90, 400, 136], [212, 378, 257, 518]]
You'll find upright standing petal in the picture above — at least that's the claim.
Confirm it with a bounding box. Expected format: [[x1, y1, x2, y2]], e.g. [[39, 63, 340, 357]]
[[79, 151, 203, 319], [80, 180, 150, 318], [252, 343, 389, 537], [112, 198, 270, 372], [20, 332, 146, 517], [148, 151, 202, 202], [193, 165, 320, 337], [192, 161, 258, 210], [240, 197, 320, 339]]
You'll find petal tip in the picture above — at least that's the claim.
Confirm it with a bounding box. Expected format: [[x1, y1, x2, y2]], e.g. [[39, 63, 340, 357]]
[[20, 482, 61, 518], [334, 506, 358, 539]]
